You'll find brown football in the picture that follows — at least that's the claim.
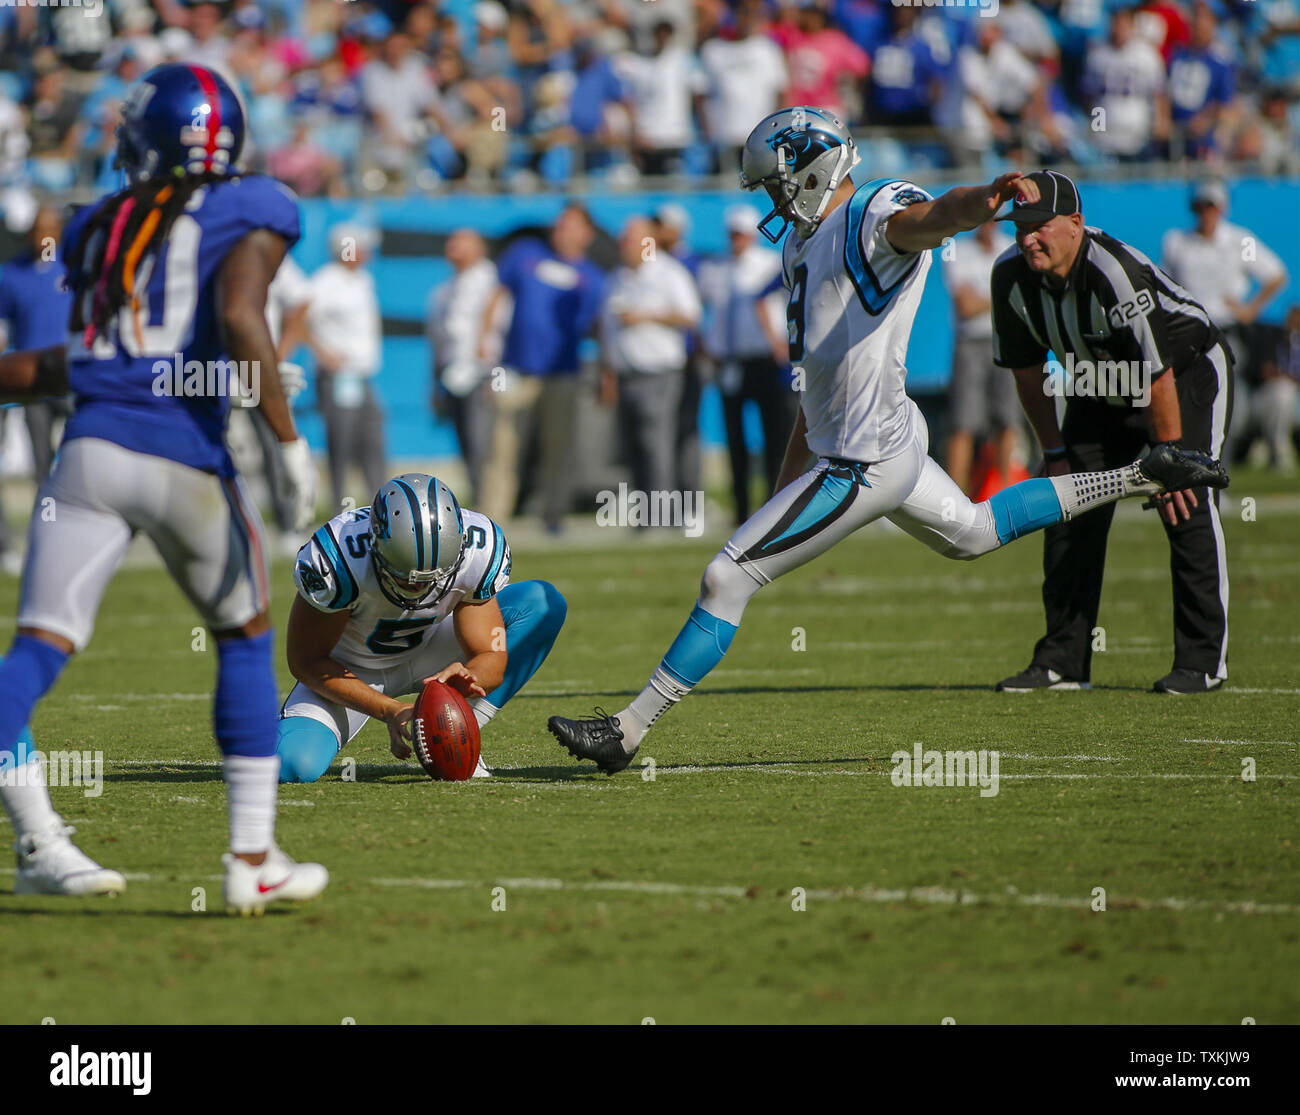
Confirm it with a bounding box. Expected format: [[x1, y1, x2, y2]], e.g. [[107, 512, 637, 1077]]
[[412, 679, 481, 781]]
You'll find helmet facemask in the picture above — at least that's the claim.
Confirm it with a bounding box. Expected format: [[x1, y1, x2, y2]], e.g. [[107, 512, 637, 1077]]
[[749, 141, 858, 243], [371, 541, 465, 611]]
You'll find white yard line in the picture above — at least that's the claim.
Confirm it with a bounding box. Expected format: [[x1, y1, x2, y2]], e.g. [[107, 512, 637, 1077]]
[[369, 875, 1300, 916], [1184, 739, 1297, 747]]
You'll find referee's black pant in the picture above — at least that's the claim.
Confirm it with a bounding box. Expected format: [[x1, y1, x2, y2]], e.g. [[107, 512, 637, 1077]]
[[1031, 343, 1232, 682]]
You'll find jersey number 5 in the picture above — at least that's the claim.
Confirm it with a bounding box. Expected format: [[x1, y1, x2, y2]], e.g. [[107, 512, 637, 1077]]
[[786, 263, 808, 363], [366, 617, 435, 656]]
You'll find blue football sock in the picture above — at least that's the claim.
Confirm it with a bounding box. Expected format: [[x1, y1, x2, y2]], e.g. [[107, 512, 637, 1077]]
[[989, 479, 1065, 544], [0, 637, 69, 759], [661, 604, 738, 689], [214, 631, 279, 758], [485, 581, 568, 708], [276, 717, 341, 783]]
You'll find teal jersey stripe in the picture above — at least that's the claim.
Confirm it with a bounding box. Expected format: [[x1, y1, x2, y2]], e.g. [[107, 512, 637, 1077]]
[[843, 177, 920, 317], [476, 522, 506, 599]]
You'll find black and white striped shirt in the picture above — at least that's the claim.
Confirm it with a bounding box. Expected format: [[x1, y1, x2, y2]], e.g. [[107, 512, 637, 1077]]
[[990, 227, 1222, 405]]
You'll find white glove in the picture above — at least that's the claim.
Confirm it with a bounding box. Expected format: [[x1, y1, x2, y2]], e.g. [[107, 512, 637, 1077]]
[[278, 437, 317, 533], [278, 361, 307, 402]]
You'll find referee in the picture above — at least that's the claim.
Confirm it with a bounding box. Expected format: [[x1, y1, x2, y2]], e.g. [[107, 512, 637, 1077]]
[[990, 171, 1231, 695]]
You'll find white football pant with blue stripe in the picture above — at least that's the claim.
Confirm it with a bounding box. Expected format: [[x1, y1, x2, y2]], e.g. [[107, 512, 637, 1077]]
[[615, 422, 1143, 747]]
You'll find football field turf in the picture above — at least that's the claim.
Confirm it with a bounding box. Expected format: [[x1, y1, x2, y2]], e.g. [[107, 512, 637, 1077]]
[[1, 473, 1296, 1025]]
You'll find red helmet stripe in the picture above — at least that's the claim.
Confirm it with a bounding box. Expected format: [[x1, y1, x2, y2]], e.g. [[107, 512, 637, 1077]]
[[188, 65, 222, 168]]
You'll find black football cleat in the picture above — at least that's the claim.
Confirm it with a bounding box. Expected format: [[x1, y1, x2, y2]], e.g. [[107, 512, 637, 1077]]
[[1153, 668, 1224, 694], [995, 665, 1090, 692], [547, 708, 638, 774], [1134, 442, 1229, 495]]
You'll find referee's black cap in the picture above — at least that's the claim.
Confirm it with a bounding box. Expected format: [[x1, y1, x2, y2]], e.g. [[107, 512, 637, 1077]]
[[1001, 170, 1082, 224]]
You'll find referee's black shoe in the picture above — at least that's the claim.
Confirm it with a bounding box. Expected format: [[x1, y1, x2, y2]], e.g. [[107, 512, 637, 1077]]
[[996, 665, 1090, 692], [1153, 669, 1224, 694], [548, 708, 638, 774], [1134, 442, 1230, 494]]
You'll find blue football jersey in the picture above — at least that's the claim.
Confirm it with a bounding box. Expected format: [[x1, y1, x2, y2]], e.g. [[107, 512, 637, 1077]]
[[61, 175, 301, 476]]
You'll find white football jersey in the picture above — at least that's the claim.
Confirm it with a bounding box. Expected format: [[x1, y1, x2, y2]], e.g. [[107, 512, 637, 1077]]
[[781, 177, 934, 463], [293, 506, 511, 669]]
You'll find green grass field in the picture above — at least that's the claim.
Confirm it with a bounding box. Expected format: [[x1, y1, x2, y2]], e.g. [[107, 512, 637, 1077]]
[[1, 471, 1296, 1024]]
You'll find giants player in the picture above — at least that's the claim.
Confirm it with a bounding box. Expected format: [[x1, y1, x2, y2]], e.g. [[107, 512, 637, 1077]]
[[0, 65, 322, 913]]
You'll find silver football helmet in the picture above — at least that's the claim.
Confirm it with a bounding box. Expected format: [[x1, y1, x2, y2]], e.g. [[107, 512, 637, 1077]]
[[740, 106, 861, 243], [369, 474, 465, 609]]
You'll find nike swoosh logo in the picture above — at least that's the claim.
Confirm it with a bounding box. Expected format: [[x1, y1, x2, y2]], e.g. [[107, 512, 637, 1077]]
[[258, 878, 290, 895]]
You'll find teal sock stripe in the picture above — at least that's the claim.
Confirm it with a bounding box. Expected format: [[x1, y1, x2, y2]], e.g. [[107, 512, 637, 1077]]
[[989, 479, 1065, 544], [661, 605, 738, 689]]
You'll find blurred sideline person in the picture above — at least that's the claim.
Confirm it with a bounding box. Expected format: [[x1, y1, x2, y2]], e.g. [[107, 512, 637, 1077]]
[[0, 206, 72, 575], [428, 229, 506, 505], [0, 206, 71, 487], [943, 220, 1022, 496], [0, 64, 323, 911], [698, 203, 796, 525], [308, 223, 387, 511], [1161, 179, 1288, 465], [652, 203, 706, 496], [277, 473, 567, 782], [548, 108, 1226, 772], [477, 202, 604, 533], [1255, 305, 1300, 473], [599, 216, 701, 502]]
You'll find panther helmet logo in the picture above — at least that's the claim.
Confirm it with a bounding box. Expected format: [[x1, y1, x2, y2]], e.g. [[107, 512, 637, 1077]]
[[371, 498, 390, 541]]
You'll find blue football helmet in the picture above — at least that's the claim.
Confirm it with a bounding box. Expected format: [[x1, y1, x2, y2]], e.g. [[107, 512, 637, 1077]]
[[116, 63, 247, 183]]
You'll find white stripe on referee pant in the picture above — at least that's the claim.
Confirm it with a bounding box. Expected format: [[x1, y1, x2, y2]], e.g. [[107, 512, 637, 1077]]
[[1207, 341, 1230, 679]]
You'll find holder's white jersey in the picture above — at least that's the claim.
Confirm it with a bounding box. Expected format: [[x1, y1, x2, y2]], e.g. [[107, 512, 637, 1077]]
[[292, 506, 511, 669], [781, 177, 934, 464]]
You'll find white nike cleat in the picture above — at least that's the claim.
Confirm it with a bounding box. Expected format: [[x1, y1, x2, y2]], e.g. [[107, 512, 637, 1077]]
[[13, 822, 126, 896], [222, 845, 328, 917], [471, 755, 491, 779]]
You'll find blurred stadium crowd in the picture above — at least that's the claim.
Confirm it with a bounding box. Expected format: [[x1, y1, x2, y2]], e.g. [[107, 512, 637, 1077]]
[[0, 0, 1298, 201]]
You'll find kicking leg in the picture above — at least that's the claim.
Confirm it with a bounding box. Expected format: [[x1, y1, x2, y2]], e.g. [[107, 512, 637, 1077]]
[[549, 451, 921, 770], [887, 448, 1222, 561]]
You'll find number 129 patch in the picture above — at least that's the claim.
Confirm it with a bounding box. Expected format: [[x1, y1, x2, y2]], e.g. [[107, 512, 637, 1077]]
[[1107, 289, 1155, 329]]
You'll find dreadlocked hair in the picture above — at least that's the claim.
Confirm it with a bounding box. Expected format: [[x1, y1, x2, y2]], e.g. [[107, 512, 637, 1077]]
[[67, 169, 233, 347]]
